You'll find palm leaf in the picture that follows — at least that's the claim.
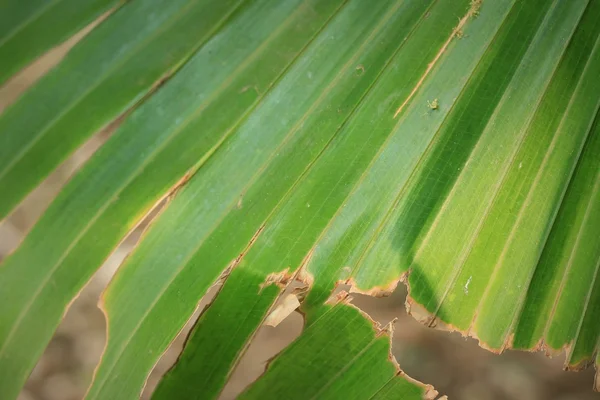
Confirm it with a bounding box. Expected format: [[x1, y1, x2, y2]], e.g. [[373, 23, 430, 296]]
[[1, 0, 599, 398]]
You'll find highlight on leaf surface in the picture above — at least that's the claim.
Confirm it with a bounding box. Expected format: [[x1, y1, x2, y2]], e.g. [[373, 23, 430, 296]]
[[0, 0, 599, 398]]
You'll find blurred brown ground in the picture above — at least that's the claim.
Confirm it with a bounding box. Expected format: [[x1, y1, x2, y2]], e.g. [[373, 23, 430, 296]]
[[1, 23, 598, 400]]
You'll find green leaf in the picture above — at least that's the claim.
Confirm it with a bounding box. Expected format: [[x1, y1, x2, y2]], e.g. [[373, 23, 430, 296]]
[[151, 0, 448, 396], [1, 0, 599, 398], [346, 0, 600, 352], [0, 0, 247, 220], [0, 0, 121, 85], [239, 303, 435, 400], [514, 115, 600, 363], [98, 0, 515, 397], [154, 0, 600, 396], [0, 0, 345, 397], [89, 0, 429, 397]]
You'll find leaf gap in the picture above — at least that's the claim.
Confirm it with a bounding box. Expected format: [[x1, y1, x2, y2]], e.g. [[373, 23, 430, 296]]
[[0, 10, 111, 113], [218, 283, 306, 400], [349, 283, 599, 400]]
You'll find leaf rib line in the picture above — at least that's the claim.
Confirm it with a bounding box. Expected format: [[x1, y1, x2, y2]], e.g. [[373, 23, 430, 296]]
[[309, 341, 380, 400], [391, 0, 480, 118], [366, 374, 397, 400], [308, 321, 382, 400]]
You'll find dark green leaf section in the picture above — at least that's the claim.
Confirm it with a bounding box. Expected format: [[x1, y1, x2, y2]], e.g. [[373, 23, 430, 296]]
[[0, 0, 246, 219], [0, 0, 343, 397], [371, 376, 428, 400], [0, 0, 121, 85], [239, 303, 435, 400], [154, 271, 282, 399]]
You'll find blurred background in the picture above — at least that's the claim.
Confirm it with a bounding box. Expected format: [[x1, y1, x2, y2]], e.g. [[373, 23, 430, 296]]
[[1, 20, 598, 400]]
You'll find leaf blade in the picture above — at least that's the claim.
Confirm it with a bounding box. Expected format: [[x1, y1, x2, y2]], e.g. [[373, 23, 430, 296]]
[[0, 0, 121, 85], [0, 0, 343, 396], [0, 0, 247, 219]]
